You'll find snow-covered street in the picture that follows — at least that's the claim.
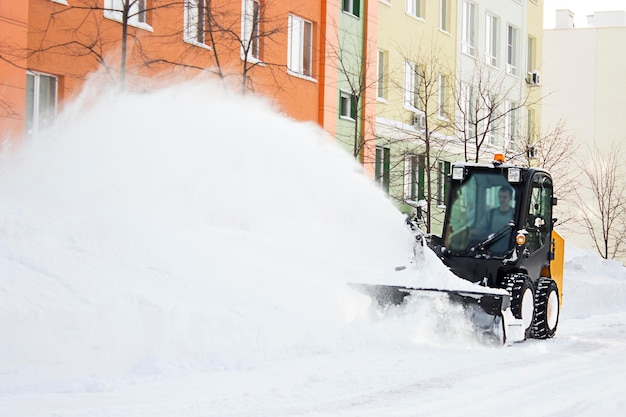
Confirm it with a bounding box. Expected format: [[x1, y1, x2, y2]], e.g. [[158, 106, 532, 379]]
[[1, 81, 625, 416]]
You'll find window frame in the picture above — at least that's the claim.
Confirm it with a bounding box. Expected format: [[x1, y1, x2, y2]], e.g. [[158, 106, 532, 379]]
[[527, 35, 536, 74], [437, 160, 451, 207], [242, 0, 261, 61], [342, 0, 361, 18], [377, 49, 388, 100], [438, 74, 448, 119], [104, 0, 152, 30], [375, 146, 391, 193], [287, 14, 314, 78], [406, 0, 423, 19], [485, 13, 499, 67], [404, 153, 425, 201], [339, 90, 357, 121], [461, 1, 476, 57], [404, 61, 422, 110], [506, 24, 519, 75], [439, 0, 450, 32], [25, 71, 58, 135], [184, 0, 209, 47]]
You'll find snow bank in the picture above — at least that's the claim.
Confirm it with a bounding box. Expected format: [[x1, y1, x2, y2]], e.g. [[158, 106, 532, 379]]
[[562, 244, 626, 318]]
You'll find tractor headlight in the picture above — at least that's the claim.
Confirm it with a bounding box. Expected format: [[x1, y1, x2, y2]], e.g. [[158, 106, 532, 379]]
[[452, 167, 465, 180], [515, 233, 527, 246], [508, 168, 521, 183]]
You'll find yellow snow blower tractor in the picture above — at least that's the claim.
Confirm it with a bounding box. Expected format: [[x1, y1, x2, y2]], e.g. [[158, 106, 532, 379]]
[[356, 154, 564, 344]]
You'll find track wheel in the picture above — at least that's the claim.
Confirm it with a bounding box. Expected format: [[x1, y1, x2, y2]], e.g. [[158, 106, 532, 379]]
[[531, 278, 560, 339], [505, 274, 535, 339]]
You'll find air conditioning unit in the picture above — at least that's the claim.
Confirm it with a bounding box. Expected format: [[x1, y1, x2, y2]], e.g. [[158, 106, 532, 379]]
[[412, 112, 426, 130], [526, 70, 541, 86]]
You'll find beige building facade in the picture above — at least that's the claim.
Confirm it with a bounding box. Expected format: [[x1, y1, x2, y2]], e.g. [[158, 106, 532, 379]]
[[543, 9, 626, 258]]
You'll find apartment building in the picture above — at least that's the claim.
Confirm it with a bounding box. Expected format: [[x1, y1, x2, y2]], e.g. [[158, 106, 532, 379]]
[[373, 0, 542, 234], [375, 0, 458, 233], [0, 1, 340, 141], [543, 9, 626, 257]]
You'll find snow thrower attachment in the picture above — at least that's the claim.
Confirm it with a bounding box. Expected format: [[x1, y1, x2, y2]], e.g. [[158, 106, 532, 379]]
[[351, 283, 523, 345], [354, 155, 563, 345]]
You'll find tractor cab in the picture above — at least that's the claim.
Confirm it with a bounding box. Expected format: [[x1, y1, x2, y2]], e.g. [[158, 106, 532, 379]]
[[429, 155, 557, 290]]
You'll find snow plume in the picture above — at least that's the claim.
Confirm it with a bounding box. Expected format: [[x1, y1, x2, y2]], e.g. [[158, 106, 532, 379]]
[[0, 79, 482, 382]]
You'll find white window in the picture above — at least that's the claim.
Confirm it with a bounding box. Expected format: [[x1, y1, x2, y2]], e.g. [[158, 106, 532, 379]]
[[342, 0, 361, 17], [25, 71, 57, 134], [185, 0, 208, 45], [485, 13, 499, 67], [486, 95, 498, 146], [439, 0, 449, 32], [527, 35, 536, 74], [288, 14, 313, 77], [404, 61, 421, 110], [406, 0, 423, 19], [340, 91, 357, 120], [377, 50, 387, 99], [527, 107, 535, 146], [461, 1, 476, 57], [404, 154, 419, 200], [461, 83, 476, 139], [438, 74, 448, 118], [242, 0, 260, 60], [504, 100, 518, 146], [437, 160, 450, 206], [375, 146, 391, 193], [104, 0, 150, 28], [506, 24, 518, 75]]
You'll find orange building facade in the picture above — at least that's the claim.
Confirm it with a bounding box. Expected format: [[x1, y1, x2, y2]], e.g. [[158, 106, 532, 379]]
[[0, 0, 376, 174]]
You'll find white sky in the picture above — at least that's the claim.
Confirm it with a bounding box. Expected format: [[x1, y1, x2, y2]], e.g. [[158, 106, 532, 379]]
[[544, 0, 626, 28]]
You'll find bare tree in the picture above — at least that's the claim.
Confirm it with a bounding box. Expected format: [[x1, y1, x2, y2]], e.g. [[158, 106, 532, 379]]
[[392, 46, 455, 232], [23, 0, 179, 90], [508, 119, 580, 227], [574, 142, 626, 259], [201, 0, 288, 94], [453, 65, 539, 163]]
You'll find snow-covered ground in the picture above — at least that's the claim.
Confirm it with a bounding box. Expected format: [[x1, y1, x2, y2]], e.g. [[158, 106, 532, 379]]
[[1, 80, 625, 417]]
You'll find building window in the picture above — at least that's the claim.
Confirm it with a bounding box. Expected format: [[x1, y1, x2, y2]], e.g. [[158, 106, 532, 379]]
[[527, 35, 536, 74], [526, 107, 535, 146], [439, 0, 449, 32], [404, 154, 425, 200], [185, 0, 208, 45], [25, 71, 57, 134], [506, 24, 518, 75], [438, 74, 448, 118], [404, 61, 421, 110], [377, 50, 388, 99], [484, 94, 498, 146], [242, 0, 261, 60], [375, 146, 391, 193], [461, 1, 476, 57], [342, 0, 361, 17], [461, 82, 477, 140], [406, 0, 423, 19], [504, 100, 518, 147], [104, 0, 150, 28], [288, 14, 313, 77], [340, 91, 357, 120], [437, 160, 450, 206], [485, 13, 499, 67]]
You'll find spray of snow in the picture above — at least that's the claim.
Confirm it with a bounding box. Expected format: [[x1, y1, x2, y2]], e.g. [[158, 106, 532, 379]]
[[0, 79, 492, 383]]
